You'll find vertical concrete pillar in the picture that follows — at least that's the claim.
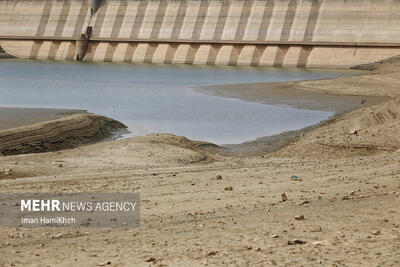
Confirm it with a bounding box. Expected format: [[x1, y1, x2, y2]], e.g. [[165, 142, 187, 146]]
[[75, 26, 92, 61], [90, 0, 102, 15], [76, 35, 88, 61]]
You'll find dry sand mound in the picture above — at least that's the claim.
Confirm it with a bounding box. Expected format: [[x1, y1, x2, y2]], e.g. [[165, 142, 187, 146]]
[[279, 98, 400, 158]]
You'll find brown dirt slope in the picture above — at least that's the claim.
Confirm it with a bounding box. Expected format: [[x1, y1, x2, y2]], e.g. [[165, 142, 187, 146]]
[[0, 113, 127, 156], [277, 98, 400, 158]]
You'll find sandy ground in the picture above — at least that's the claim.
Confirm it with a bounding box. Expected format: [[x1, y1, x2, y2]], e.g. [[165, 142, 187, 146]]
[[0, 61, 400, 266]]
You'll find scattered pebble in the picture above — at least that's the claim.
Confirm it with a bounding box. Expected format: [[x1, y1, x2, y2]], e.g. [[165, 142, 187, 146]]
[[224, 186, 233, 191], [310, 226, 322, 232], [294, 215, 305, 221], [295, 200, 309, 206], [98, 261, 112, 266], [207, 251, 218, 256], [53, 233, 63, 239], [349, 129, 359, 135], [281, 193, 288, 202], [312, 240, 329, 247], [0, 168, 12, 175], [288, 239, 306, 245]]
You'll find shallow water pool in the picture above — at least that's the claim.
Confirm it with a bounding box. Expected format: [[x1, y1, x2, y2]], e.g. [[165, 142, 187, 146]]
[[0, 60, 355, 144]]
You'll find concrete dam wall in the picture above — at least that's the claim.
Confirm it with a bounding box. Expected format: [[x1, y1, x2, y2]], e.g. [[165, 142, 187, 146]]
[[0, 0, 399, 68]]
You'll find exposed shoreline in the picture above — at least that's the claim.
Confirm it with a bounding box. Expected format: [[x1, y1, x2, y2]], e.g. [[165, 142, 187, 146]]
[[195, 78, 388, 115], [0, 111, 127, 156], [1, 59, 400, 266], [195, 76, 390, 154], [0, 68, 393, 156], [0, 107, 86, 130]]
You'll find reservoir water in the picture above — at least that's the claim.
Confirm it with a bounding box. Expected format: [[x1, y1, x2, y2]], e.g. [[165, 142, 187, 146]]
[[0, 60, 354, 144]]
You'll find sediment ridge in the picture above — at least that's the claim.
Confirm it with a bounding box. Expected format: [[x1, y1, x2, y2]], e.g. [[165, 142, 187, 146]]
[[0, 113, 127, 156]]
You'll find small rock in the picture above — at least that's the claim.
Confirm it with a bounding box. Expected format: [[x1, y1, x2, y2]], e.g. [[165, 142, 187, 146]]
[[0, 168, 12, 175], [295, 200, 309, 206], [207, 251, 218, 256], [271, 234, 279, 238], [281, 193, 288, 202], [310, 226, 322, 232], [372, 230, 381, 235], [224, 186, 233, 191], [294, 215, 305, 221], [98, 261, 112, 266], [216, 175, 222, 180], [349, 128, 359, 135], [58, 164, 63, 168], [53, 233, 63, 239], [146, 257, 158, 263], [312, 240, 329, 247], [288, 239, 306, 245]]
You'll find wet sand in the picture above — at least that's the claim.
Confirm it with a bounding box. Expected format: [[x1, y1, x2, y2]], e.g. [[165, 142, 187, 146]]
[[195, 81, 388, 154], [0, 107, 85, 130], [196, 80, 388, 115]]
